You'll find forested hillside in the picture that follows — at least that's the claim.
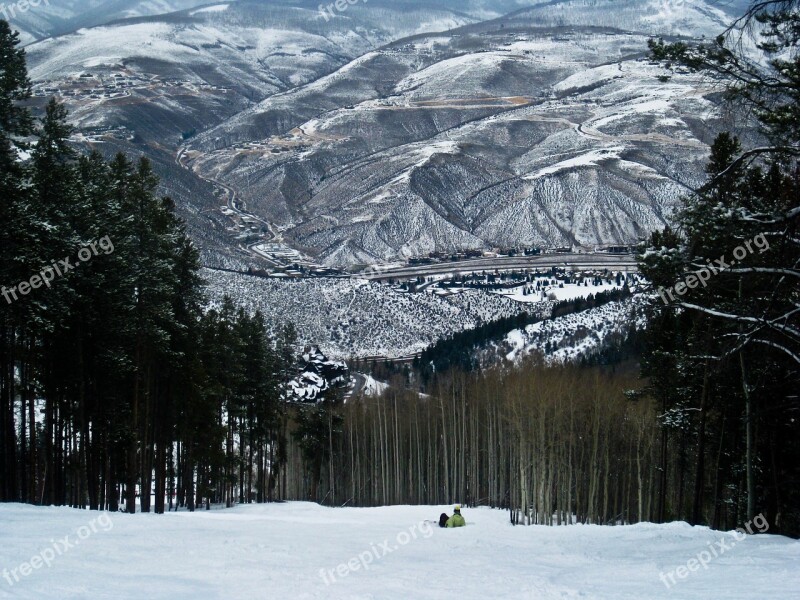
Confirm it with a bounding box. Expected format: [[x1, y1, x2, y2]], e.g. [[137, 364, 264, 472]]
[[0, 22, 298, 512], [637, 2, 800, 534], [1, 0, 798, 544]]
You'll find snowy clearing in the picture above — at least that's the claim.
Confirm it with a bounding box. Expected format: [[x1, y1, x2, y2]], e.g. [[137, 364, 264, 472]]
[[1, 503, 798, 599], [493, 278, 622, 303]]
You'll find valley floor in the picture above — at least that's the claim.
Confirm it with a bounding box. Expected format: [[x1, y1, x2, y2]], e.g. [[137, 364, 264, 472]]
[[1, 502, 798, 599]]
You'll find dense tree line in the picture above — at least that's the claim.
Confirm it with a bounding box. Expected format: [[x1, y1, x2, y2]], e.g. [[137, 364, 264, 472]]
[[280, 365, 665, 527], [0, 23, 294, 512], [641, 0, 800, 534]]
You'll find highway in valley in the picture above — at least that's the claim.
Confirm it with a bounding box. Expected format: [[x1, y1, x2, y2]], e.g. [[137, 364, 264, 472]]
[[354, 253, 639, 280]]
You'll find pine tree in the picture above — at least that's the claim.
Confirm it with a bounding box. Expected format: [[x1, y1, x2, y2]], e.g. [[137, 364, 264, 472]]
[[641, 0, 800, 532], [0, 20, 34, 502]]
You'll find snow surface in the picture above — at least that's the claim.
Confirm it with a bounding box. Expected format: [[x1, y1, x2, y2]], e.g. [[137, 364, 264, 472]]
[[189, 4, 229, 15], [522, 147, 625, 180], [360, 374, 390, 396], [1, 502, 797, 599], [494, 280, 621, 303]]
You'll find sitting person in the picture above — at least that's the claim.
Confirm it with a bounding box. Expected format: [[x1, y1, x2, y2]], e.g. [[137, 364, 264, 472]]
[[445, 505, 465, 528], [438, 512, 449, 528]]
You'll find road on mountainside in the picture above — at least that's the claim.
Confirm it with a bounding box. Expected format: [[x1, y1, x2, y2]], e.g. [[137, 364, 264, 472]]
[[176, 147, 284, 264]]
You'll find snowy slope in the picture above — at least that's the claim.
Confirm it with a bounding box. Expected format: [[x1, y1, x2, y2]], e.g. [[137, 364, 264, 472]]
[[3, 0, 215, 44], [0, 502, 797, 599], [21, 1, 508, 271], [19, 0, 751, 270], [203, 268, 530, 358], [504, 296, 647, 363], [506, 0, 734, 37]]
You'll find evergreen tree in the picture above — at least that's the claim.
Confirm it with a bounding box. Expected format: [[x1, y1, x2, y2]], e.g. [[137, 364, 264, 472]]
[[641, 1, 800, 532], [0, 20, 34, 502]]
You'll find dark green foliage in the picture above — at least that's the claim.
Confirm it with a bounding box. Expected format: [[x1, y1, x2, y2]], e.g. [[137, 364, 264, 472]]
[[641, 1, 800, 535], [0, 31, 295, 511]]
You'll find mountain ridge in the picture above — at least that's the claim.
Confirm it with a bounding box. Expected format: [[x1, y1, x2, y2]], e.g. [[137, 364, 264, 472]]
[[21, 0, 751, 268]]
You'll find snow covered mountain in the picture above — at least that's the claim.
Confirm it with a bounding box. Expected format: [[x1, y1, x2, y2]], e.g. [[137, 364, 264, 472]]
[[20, 0, 750, 270], [186, 10, 736, 267], [503, 0, 735, 38], [23, 0, 509, 267], [3, 0, 216, 44]]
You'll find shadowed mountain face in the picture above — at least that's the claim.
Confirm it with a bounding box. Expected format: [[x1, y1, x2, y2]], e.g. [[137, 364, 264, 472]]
[[22, 0, 748, 268]]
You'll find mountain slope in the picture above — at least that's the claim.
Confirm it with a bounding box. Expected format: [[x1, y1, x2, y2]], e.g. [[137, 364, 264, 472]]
[[22, 0, 750, 269], [186, 9, 738, 266], [4, 0, 216, 44], [24, 0, 504, 267]]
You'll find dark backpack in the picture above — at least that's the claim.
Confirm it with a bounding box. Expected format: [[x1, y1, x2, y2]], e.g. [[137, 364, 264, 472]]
[[439, 513, 449, 528]]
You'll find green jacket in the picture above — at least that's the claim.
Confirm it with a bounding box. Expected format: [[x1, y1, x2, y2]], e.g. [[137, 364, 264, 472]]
[[446, 513, 465, 527]]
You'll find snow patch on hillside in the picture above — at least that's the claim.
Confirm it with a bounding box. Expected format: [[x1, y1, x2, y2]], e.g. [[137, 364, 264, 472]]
[[505, 297, 646, 363], [361, 374, 390, 396], [190, 3, 229, 15], [523, 147, 625, 180]]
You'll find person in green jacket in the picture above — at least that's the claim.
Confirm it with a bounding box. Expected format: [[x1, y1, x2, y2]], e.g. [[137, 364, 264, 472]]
[[445, 505, 465, 527]]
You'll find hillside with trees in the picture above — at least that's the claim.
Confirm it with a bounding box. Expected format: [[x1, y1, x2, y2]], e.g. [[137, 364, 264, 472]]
[[1, 0, 798, 542], [0, 21, 297, 513]]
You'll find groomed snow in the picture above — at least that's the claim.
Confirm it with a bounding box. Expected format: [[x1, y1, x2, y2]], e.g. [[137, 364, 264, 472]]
[[0, 503, 797, 599]]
